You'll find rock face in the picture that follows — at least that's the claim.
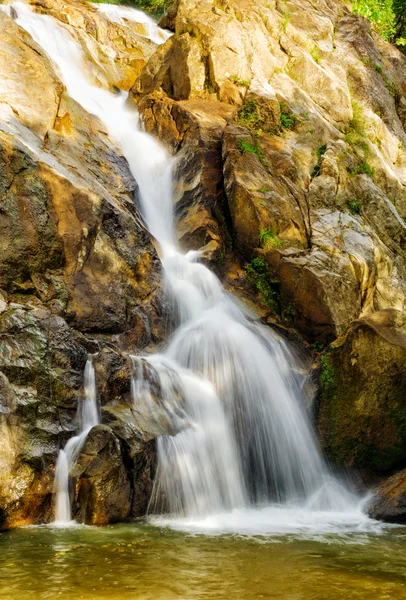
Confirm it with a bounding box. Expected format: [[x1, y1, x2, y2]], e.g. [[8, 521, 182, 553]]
[[368, 469, 406, 523], [129, 0, 406, 519], [2, 0, 406, 527], [318, 310, 406, 473], [0, 0, 170, 530], [132, 0, 406, 343]]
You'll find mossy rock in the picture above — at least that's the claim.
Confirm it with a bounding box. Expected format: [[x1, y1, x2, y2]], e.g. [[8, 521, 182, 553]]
[[318, 309, 406, 473]]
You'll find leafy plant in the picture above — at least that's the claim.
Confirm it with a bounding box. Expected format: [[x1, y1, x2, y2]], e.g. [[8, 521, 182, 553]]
[[258, 187, 269, 194], [352, 0, 406, 49], [282, 11, 290, 31], [280, 106, 295, 130], [231, 76, 251, 88], [310, 46, 322, 64], [245, 258, 280, 314], [237, 99, 263, 134], [311, 144, 327, 178], [259, 228, 285, 250], [347, 199, 363, 214], [347, 162, 374, 176], [238, 138, 265, 162]]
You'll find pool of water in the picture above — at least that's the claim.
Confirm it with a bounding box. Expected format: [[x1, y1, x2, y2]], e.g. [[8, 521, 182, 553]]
[[1, 521, 406, 600]]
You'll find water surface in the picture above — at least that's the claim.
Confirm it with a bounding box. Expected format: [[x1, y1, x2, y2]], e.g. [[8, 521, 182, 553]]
[[1, 523, 405, 600]]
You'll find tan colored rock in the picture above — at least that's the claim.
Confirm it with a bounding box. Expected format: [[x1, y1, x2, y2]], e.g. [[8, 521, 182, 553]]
[[222, 124, 308, 259], [0, 11, 62, 139]]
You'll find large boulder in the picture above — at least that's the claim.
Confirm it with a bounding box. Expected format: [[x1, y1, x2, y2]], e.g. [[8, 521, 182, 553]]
[[318, 310, 406, 473], [368, 469, 406, 523]]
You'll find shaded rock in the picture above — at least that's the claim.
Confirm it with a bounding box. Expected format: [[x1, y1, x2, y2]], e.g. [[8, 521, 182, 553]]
[[222, 124, 309, 259], [138, 91, 235, 258], [72, 425, 131, 525], [368, 469, 406, 523], [318, 310, 406, 472], [0, 300, 86, 529]]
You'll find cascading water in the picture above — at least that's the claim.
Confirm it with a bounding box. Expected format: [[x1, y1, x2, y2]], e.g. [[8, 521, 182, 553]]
[[12, 1, 372, 534], [53, 358, 99, 525]]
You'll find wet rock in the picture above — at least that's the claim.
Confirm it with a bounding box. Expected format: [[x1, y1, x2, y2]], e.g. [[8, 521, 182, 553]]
[[0, 1, 168, 530], [72, 425, 131, 525], [0, 301, 86, 529], [318, 310, 406, 472], [138, 91, 234, 258], [368, 469, 406, 523]]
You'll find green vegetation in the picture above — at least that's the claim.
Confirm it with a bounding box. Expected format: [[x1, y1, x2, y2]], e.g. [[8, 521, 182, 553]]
[[347, 162, 374, 176], [92, 0, 168, 15], [258, 229, 285, 250], [258, 186, 269, 194], [352, 0, 406, 49], [279, 104, 295, 130], [231, 76, 251, 88], [310, 46, 322, 64], [311, 144, 327, 178], [320, 352, 336, 389], [245, 258, 280, 314], [344, 101, 375, 178], [237, 99, 263, 134], [282, 11, 290, 31], [238, 138, 265, 162], [347, 199, 363, 214]]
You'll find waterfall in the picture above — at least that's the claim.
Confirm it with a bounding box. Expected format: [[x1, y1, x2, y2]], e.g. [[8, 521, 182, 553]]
[[12, 2, 368, 533], [53, 359, 99, 525]]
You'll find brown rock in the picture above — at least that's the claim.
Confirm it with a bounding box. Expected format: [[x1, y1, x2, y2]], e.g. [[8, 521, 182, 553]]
[[318, 310, 406, 472], [72, 425, 131, 525], [368, 469, 406, 523]]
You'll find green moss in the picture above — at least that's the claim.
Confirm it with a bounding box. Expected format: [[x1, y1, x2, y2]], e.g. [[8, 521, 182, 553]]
[[347, 199, 363, 214], [320, 353, 336, 390], [245, 258, 280, 314], [258, 228, 285, 250], [238, 138, 265, 163], [231, 75, 251, 88]]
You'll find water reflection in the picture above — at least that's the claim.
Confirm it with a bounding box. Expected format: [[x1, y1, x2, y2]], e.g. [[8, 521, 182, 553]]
[[1, 524, 405, 600]]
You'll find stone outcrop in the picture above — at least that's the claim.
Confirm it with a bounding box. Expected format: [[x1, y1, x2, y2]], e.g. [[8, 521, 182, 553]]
[[318, 310, 406, 473], [2, 0, 406, 527], [132, 0, 406, 344], [0, 0, 170, 530], [368, 468, 406, 523]]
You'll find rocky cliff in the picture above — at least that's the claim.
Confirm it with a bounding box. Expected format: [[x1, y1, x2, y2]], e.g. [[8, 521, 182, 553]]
[[1, 0, 406, 528], [0, 0, 169, 529], [132, 0, 406, 519]]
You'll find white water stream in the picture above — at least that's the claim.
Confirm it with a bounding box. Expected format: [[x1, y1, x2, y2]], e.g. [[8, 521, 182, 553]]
[[53, 358, 99, 525], [11, 1, 377, 534]]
